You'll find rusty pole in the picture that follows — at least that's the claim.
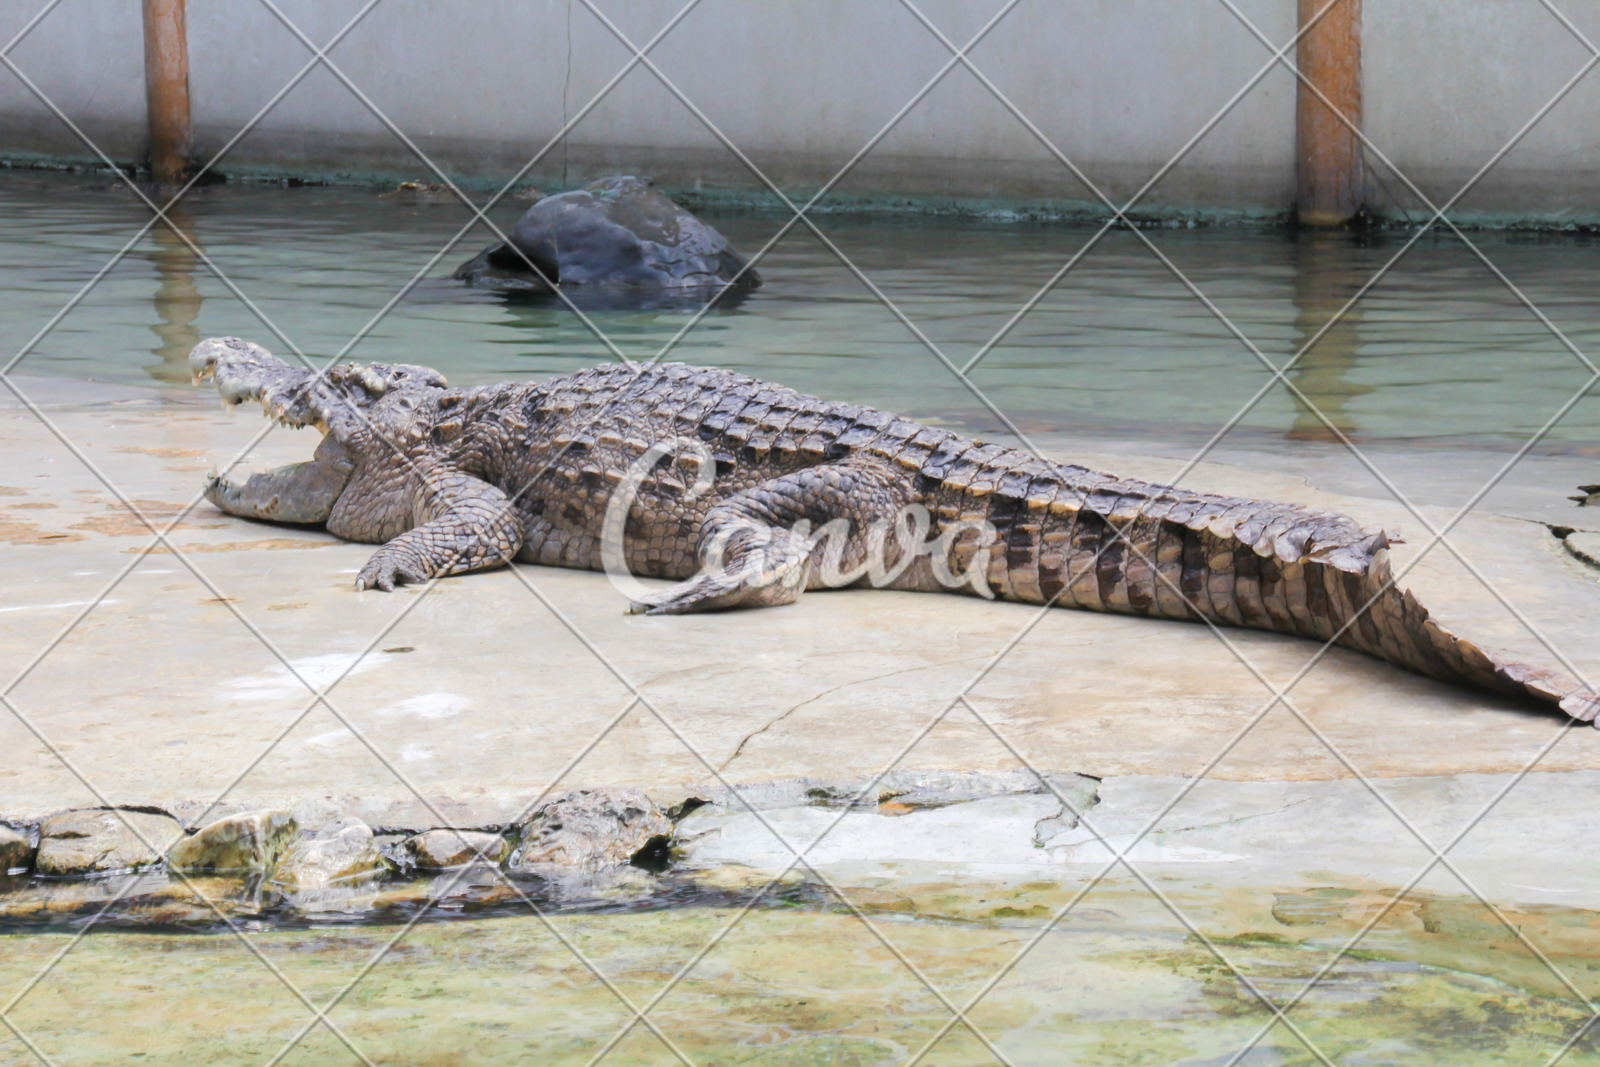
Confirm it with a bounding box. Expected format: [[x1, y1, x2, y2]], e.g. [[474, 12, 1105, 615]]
[[141, 0, 192, 182], [1295, 0, 1363, 227]]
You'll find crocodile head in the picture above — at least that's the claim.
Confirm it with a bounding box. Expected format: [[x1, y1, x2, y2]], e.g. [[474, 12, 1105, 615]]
[[190, 336, 450, 530]]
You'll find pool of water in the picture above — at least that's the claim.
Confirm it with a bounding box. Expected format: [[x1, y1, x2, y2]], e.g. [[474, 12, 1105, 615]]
[[3, 171, 1598, 456], [3, 878, 1597, 1066]]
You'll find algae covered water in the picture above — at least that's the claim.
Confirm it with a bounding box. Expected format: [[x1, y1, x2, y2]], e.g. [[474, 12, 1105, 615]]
[[3, 882, 1598, 1066]]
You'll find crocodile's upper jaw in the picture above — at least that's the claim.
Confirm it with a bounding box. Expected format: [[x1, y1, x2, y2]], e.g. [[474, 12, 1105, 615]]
[[190, 336, 448, 445]]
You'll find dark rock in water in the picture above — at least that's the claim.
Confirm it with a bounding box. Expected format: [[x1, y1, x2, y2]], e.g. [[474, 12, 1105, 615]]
[[510, 788, 672, 873], [1570, 484, 1599, 506], [453, 176, 760, 294], [35, 809, 184, 875]]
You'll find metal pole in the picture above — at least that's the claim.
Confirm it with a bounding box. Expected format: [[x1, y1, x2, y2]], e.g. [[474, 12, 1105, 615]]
[[1296, 0, 1363, 227], [141, 0, 192, 182]]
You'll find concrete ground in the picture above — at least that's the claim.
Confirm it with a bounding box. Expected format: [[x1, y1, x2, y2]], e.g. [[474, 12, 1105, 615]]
[[2, 372, 1598, 839], [6, 372, 1600, 1065]]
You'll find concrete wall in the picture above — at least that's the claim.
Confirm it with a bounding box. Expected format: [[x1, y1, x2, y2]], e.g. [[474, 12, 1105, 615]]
[[0, 0, 1595, 221]]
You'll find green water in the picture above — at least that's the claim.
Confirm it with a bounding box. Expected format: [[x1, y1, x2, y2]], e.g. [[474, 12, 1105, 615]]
[[3, 879, 1599, 1066], [3, 172, 1598, 453]]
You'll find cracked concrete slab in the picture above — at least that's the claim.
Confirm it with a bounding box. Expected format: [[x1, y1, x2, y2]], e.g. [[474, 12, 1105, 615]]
[[2, 375, 1598, 832], [676, 770, 1600, 912]]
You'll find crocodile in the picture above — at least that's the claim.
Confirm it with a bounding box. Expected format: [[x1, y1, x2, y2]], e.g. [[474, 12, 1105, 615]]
[[190, 336, 1599, 725]]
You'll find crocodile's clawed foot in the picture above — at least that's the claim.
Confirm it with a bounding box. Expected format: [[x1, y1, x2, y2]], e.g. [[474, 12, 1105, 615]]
[[626, 558, 809, 615], [355, 546, 430, 592]]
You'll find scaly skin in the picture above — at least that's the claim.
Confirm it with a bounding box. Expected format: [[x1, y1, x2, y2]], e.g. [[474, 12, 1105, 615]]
[[191, 336, 1600, 725]]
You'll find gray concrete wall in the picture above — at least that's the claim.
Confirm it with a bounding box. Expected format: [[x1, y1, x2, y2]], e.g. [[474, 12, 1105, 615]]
[[0, 0, 1595, 221]]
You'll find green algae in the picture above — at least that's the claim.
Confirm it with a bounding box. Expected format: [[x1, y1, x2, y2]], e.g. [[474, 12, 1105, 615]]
[[2, 881, 1598, 1066]]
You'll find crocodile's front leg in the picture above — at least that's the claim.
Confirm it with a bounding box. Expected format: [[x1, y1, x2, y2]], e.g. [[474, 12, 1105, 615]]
[[344, 470, 525, 591], [205, 434, 355, 524], [627, 460, 916, 615]]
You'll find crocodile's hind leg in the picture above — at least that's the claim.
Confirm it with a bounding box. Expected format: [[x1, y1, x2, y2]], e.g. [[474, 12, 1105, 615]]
[[626, 460, 915, 615]]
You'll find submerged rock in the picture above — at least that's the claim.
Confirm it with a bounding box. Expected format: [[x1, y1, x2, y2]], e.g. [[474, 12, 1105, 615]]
[[269, 819, 387, 892], [452, 176, 760, 293], [510, 788, 672, 873], [167, 810, 298, 873], [34, 809, 184, 875], [403, 829, 509, 869], [1, 824, 35, 873]]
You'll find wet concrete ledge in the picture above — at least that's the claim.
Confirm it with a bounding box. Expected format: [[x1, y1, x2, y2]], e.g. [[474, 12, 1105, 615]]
[[2, 373, 1599, 829]]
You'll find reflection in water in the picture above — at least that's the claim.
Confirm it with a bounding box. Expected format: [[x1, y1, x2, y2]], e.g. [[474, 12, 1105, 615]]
[[145, 200, 201, 384], [5, 172, 1594, 447], [491, 279, 757, 315], [1287, 231, 1372, 440]]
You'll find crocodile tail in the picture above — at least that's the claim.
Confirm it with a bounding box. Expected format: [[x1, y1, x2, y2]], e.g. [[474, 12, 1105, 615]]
[[1324, 540, 1600, 723], [982, 472, 1598, 723]]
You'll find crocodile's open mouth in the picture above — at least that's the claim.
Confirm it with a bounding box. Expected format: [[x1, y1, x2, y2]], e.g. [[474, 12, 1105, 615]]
[[189, 335, 448, 445], [190, 336, 334, 436]]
